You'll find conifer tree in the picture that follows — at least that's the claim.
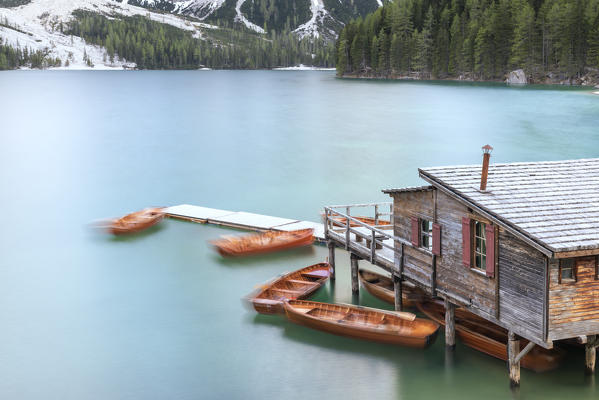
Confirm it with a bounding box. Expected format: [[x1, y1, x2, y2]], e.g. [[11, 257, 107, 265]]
[[510, 0, 536, 72]]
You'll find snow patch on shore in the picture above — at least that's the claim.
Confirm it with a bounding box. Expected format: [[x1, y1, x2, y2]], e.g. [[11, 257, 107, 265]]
[[273, 64, 334, 70]]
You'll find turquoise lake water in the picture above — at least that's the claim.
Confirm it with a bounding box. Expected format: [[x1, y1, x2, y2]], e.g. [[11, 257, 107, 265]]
[[1, 71, 599, 400]]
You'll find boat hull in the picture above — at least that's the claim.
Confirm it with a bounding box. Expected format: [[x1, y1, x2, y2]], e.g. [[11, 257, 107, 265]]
[[325, 215, 391, 228], [358, 269, 425, 308], [212, 229, 314, 257], [416, 301, 563, 372], [249, 263, 332, 314], [284, 300, 439, 348], [107, 208, 164, 235]]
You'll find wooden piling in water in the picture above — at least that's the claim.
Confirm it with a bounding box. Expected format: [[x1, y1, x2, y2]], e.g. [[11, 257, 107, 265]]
[[508, 331, 521, 387], [444, 299, 455, 349], [327, 241, 336, 281], [350, 253, 359, 294], [586, 335, 597, 375], [394, 275, 403, 311]]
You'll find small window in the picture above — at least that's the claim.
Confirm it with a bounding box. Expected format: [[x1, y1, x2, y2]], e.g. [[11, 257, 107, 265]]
[[560, 259, 576, 282], [473, 220, 486, 271], [420, 219, 433, 250]]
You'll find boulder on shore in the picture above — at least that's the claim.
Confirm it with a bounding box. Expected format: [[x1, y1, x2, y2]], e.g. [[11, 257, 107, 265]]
[[506, 69, 527, 84]]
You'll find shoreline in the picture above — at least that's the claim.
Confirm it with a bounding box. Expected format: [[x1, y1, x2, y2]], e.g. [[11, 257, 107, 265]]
[[2, 65, 335, 72], [338, 74, 599, 89]]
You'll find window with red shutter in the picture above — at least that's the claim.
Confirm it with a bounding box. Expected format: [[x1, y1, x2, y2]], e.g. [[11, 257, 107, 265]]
[[420, 219, 433, 250], [485, 224, 495, 277], [432, 223, 441, 256], [410, 216, 419, 247], [462, 217, 471, 267]]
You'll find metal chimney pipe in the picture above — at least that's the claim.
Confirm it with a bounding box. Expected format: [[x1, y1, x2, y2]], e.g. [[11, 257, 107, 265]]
[[480, 145, 493, 191]]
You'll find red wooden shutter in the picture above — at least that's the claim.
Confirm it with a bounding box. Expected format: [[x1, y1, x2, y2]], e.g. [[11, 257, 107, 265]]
[[410, 216, 419, 247], [461, 217, 471, 267], [485, 224, 496, 277], [432, 223, 441, 256]]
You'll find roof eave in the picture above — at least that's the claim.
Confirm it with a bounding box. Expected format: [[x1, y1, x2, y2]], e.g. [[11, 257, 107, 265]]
[[418, 168, 556, 258], [382, 185, 433, 195]]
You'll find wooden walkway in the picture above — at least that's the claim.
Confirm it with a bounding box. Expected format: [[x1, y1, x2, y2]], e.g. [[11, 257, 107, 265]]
[[165, 204, 325, 242]]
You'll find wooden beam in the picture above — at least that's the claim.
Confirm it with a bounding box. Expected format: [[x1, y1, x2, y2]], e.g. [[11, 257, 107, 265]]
[[586, 335, 597, 375], [350, 253, 359, 294], [394, 275, 403, 312], [327, 241, 336, 281], [555, 249, 599, 259], [508, 331, 521, 387], [432, 188, 437, 296], [370, 230, 376, 263], [514, 341, 536, 364], [445, 299, 456, 349], [543, 256, 549, 341]]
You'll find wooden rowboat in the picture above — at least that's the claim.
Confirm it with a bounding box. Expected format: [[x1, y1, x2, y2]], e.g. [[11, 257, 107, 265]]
[[248, 263, 332, 314], [105, 207, 165, 235], [358, 269, 426, 308], [416, 300, 564, 372], [284, 300, 439, 348], [211, 228, 314, 257], [324, 215, 391, 227]]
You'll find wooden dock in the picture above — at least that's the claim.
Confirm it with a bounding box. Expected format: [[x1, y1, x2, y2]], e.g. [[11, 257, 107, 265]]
[[165, 204, 325, 242]]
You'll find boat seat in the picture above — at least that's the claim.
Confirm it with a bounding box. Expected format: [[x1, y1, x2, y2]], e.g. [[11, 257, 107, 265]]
[[269, 288, 303, 296], [286, 279, 318, 286], [301, 270, 329, 280], [340, 313, 386, 326]]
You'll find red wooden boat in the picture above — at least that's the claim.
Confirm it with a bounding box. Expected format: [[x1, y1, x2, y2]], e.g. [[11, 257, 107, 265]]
[[358, 269, 427, 308], [211, 228, 314, 257], [284, 300, 439, 348], [416, 300, 564, 372], [248, 263, 332, 314], [324, 214, 391, 227], [104, 207, 165, 235]]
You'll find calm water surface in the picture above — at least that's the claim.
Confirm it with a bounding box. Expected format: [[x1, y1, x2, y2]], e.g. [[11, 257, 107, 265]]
[[1, 71, 599, 400]]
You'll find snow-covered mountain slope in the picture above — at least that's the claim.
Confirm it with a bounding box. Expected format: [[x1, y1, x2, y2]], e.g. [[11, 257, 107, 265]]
[[126, 0, 226, 20], [127, 0, 381, 39], [293, 0, 334, 40], [0, 0, 217, 68]]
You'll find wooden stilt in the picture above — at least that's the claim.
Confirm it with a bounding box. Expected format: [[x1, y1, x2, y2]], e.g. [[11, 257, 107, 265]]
[[327, 241, 336, 281], [508, 331, 521, 387], [393, 275, 403, 311], [585, 335, 597, 375], [350, 253, 359, 294], [444, 299, 455, 349]]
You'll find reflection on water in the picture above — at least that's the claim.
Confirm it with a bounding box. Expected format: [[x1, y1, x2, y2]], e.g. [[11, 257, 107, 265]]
[[0, 71, 598, 400]]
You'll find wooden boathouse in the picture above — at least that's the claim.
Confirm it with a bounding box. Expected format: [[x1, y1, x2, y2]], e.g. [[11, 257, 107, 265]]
[[324, 149, 599, 386]]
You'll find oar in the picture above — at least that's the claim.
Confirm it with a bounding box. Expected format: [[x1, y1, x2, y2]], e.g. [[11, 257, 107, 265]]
[[337, 303, 416, 321]]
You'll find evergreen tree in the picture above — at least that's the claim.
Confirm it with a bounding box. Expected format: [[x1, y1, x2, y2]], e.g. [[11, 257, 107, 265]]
[[337, 29, 348, 76], [510, 0, 536, 72]]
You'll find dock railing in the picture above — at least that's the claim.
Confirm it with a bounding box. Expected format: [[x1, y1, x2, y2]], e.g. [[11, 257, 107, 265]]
[[323, 202, 410, 266]]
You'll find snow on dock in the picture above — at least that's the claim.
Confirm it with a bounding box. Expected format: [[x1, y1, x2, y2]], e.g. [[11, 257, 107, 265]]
[[165, 204, 325, 242]]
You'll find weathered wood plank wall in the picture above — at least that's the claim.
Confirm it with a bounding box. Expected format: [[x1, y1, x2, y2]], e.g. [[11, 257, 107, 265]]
[[497, 228, 545, 339], [434, 191, 497, 316], [549, 257, 599, 340], [392, 190, 434, 291]]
